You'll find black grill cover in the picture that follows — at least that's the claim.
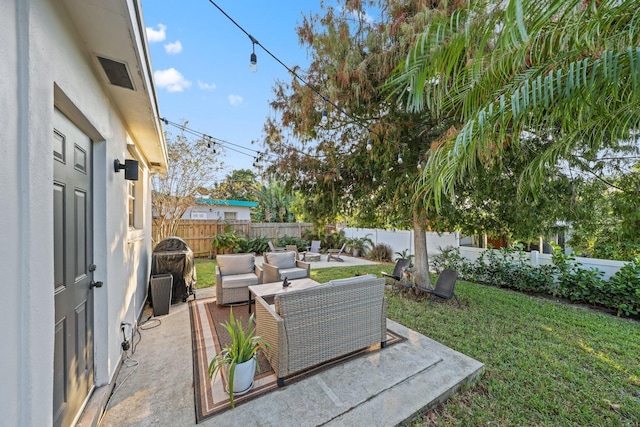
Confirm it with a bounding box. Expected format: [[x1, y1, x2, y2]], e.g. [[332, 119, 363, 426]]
[[150, 237, 196, 302]]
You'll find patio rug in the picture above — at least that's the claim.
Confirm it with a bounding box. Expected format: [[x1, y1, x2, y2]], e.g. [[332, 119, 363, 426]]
[[189, 297, 404, 423]]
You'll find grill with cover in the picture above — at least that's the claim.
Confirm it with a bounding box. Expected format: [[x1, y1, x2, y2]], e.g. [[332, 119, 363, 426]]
[[150, 237, 196, 303]]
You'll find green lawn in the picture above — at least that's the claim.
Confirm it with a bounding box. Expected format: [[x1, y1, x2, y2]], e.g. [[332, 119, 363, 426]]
[[195, 258, 217, 288], [194, 259, 640, 425], [393, 282, 640, 426], [194, 259, 395, 289]]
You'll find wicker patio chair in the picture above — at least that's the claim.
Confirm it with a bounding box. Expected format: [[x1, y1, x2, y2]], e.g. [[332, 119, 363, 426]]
[[215, 253, 262, 305], [262, 251, 310, 283]]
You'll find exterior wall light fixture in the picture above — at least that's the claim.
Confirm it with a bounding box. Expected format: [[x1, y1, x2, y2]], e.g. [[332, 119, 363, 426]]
[[114, 159, 139, 181]]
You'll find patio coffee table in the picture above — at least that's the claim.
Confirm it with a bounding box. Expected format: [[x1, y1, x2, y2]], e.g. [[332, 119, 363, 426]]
[[248, 278, 321, 314]]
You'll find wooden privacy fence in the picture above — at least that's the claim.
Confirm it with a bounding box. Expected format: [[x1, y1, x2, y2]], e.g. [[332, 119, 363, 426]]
[[152, 220, 313, 257], [250, 222, 313, 240]]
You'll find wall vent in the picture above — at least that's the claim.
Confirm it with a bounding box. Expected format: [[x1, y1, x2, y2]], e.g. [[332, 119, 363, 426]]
[[97, 56, 134, 90]]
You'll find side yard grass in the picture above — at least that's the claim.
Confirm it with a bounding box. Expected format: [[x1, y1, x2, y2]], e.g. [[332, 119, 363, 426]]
[[194, 259, 640, 425], [193, 259, 395, 289], [392, 280, 640, 426], [194, 258, 216, 288]]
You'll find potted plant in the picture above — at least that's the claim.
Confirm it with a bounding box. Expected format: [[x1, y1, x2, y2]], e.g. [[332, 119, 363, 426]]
[[346, 234, 374, 257], [208, 309, 268, 408]]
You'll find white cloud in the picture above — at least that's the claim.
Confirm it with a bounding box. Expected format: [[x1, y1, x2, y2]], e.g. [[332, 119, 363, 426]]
[[197, 81, 217, 91], [146, 24, 167, 43], [164, 41, 183, 54], [228, 94, 243, 106], [153, 68, 191, 92]]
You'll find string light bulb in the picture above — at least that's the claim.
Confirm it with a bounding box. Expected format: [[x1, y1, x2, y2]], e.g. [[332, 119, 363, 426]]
[[321, 97, 328, 123], [249, 35, 258, 72], [417, 161, 422, 170], [366, 139, 372, 151], [208, 2, 383, 139], [397, 152, 403, 165]]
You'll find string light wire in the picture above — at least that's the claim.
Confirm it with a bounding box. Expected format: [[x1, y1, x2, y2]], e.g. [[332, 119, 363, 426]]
[[206, 0, 376, 136], [160, 118, 259, 159], [160, 117, 332, 162], [159, 2, 408, 169]]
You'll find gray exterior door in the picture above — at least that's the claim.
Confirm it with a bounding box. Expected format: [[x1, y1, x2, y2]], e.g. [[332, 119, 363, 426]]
[[53, 108, 94, 427]]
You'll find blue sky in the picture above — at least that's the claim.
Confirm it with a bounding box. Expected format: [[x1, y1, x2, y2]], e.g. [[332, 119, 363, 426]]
[[140, 0, 325, 181]]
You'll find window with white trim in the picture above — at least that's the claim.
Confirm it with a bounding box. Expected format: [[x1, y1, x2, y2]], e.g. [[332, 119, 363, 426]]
[[127, 164, 143, 229], [128, 181, 136, 228]]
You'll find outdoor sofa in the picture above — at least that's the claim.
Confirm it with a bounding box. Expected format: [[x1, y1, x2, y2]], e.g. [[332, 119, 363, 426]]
[[216, 253, 263, 305], [261, 251, 310, 283], [254, 274, 387, 386]]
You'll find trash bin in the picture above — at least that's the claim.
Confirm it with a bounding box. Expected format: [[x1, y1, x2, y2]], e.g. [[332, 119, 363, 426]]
[[150, 274, 173, 316]]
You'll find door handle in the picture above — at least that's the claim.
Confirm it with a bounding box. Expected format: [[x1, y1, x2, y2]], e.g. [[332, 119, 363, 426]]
[[90, 280, 103, 289]]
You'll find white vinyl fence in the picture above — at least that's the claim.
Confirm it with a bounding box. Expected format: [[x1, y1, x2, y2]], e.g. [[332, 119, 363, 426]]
[[343, 227, 628, 279], [342, 227, 458, 258], [458, 247, 627, 280]]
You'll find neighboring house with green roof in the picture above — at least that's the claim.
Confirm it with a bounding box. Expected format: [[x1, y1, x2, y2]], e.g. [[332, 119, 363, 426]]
[[182, 199, 258, 221]]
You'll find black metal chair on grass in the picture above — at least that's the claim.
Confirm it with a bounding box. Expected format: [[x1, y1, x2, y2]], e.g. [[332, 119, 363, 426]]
[[414, 269, 461, 307], [381, 258, 411, 292]]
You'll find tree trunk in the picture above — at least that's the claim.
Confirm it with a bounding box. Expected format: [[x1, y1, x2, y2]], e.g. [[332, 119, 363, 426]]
[[412, 210, 432, 288]]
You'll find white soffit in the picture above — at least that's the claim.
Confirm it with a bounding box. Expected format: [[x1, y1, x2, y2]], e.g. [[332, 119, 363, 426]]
[[61, 0, 167, 173]]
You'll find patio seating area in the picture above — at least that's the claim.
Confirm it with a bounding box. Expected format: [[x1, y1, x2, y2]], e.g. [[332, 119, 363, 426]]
[[96, 283, 484, 426], [254, 274, 387, 387]]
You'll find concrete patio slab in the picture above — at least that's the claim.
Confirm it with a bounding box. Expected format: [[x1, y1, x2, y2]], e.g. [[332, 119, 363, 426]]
[[96, 287, 483, 427]]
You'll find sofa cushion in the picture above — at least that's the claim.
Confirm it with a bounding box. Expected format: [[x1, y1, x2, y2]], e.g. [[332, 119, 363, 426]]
[[217, 254, 255, 276], [221, 273, 259, 289], [279, 267, 308, 280], [265, 251, 296, 269]]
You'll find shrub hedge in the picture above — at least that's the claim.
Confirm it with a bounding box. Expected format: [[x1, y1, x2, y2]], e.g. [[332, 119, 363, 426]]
[[431, 245, 640, 317]]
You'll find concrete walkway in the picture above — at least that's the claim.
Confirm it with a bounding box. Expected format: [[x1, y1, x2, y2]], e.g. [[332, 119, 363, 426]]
[[97, 285, 483, 427]]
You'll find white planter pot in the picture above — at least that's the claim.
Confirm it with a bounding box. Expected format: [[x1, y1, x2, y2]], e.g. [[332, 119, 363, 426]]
[[228, 357, 255, 395]]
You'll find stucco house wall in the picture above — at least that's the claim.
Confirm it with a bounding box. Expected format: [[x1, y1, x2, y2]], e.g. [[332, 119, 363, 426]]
[[0, 1, 167, 425]]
